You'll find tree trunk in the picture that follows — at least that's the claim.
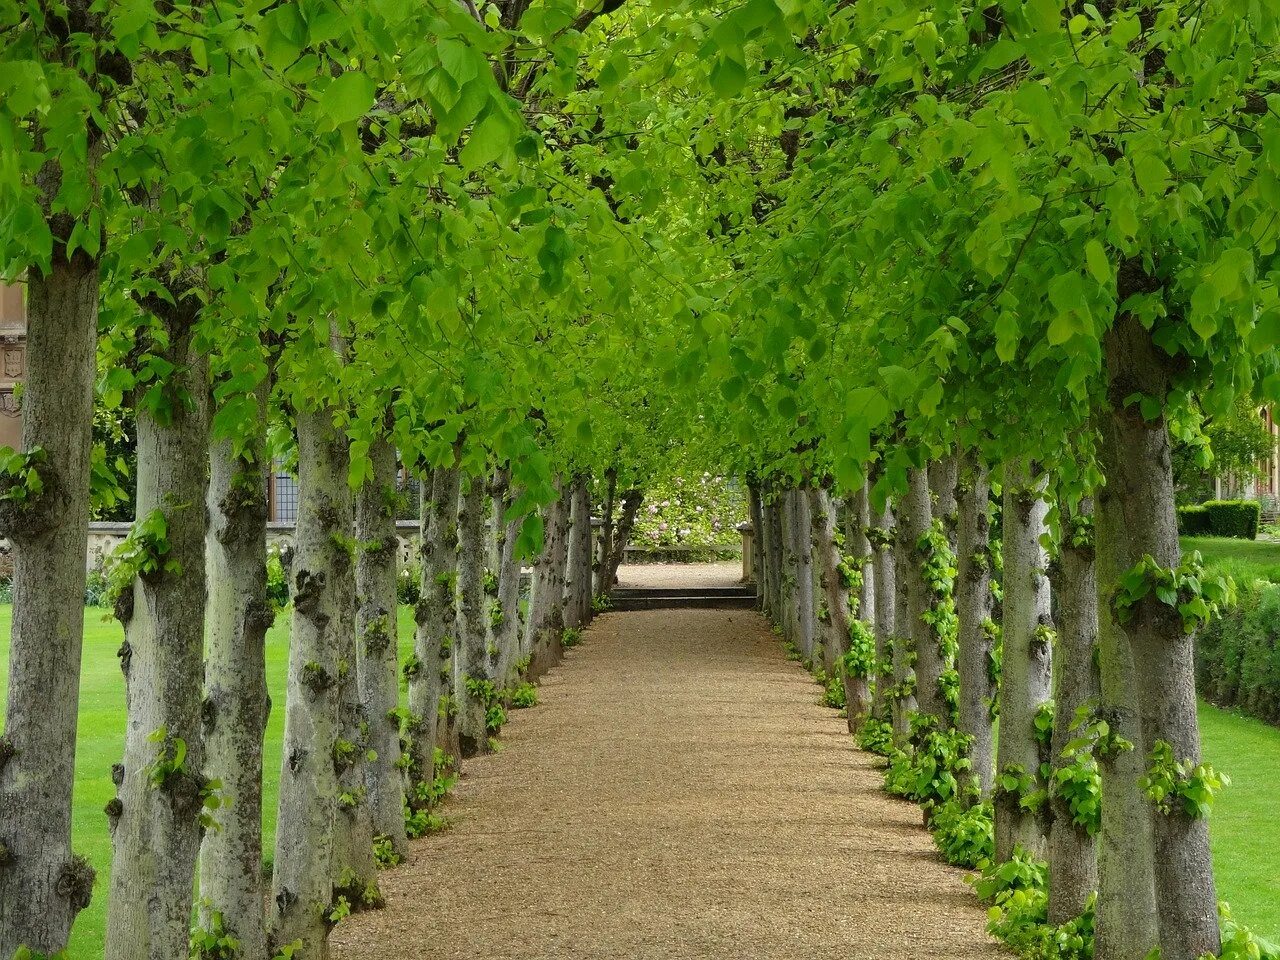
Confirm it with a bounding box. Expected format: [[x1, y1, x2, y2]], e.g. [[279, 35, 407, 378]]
[[565, 474, 592, 629], [809, 488, 841, 674], [844, 484, 875, 624], [528, 481, 570, 680], [1048, 498, 1100, 925], [605, 488, 642, 589], [199, 385, 273, 960], [890, 501, 917, 744], [756, 490, 776, 616], [793, 488, 816, 663], [748, 483, 765, 594], [993, 463, 1053, 864], [595, 467, 617, 596], [0, 252, 99, 956], [456, 474, 493, 758], [812, 488, 870, 728], [870, 500, 897, 722], [269, 406, 349, 958], [955, 456, 995, 798], [490, 469, 524, 691], [929, 455, 959, 547], [355, 435, 408, 859], [901, 467, 948, 725], [1096, 311, 1217, 959], [106, 307, 211, 960], [406, 463, 460, 804], [331, 470, 378, 910], [779, 490, 799, 644]]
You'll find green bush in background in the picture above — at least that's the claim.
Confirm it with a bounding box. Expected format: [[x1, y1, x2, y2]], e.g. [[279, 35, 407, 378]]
[[1177, 500, 1262, 540], [1197, 579, 1280, 726]]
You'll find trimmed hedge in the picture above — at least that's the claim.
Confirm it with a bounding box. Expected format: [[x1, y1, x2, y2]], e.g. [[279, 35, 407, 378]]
[[1177, 499, 1261, 540], [1197, 580, 1280, 726]]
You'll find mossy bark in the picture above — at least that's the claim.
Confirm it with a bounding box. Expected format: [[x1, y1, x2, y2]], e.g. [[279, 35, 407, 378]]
[[1047, 498, 1100, 925], [269, 406, 348, 958], [528, 479, 570, 680], [355, 435, 407, 858], [870, 500, 897, 722], [1096, 311, 1217, 960], [490, 469, 524, 691], [900, 467, 946, 725], [407, 464, 460, 802], [199, 384, 273, 960], [565, 474, 593, 630], [331, 473, 378, 910], [0, 248, 99, 956], [105, 303, 210, 960], [993, 463, 1053, 865], [812, 487, 869, 728], [955, 457, 995, 798], [456, 474, 493, 758]]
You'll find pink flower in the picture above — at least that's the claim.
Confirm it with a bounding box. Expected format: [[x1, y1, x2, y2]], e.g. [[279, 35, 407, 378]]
[[659, 522, 669, 531]]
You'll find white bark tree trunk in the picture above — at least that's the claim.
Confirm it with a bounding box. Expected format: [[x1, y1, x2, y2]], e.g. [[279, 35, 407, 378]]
[[106, 301, 211, 960], [528, 481, 570, 680], [955, 457, 995, 798], [993, 462, 1053, 864], [1048, 498, 1100, 924], [406, 464, 460, 803], [869, 500, 896, 721], [490, 470, 523, 691], [844, 484, 875, 624], [0, 253, 99, 957], [900, 467, 947, 725], [564, 474, 593, 630], [809, 489, 841, 675], [455, 474, 493, 757], [604, 488, 642, 590], [811, 488, 870, 727], [331, 477, 378, 908], [793, 488, 816, 663], [929, 455, 959, 548], [199, 383, 273, 960], [269, 406, 349, 958], [1096, 310, 1216, 959], [355, 435, 407, 858], [594, 468, 617, 596], [891, 501, 917, 744]]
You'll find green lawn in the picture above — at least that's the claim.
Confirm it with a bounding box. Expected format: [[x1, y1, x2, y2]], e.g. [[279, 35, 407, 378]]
[[2, 603, 1278, 953], [1182, 535, 1280, 584], [0, 604, 417, 958], [1199, 702, 1280, 939]]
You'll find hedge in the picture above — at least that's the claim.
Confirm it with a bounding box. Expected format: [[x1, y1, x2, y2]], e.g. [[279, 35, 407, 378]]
[[1197, 580, 1280, 726], [1176, 499, 1261, 540]]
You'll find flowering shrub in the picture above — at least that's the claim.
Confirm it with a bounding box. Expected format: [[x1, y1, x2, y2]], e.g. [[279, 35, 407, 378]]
[[631, 472, 746, 549]]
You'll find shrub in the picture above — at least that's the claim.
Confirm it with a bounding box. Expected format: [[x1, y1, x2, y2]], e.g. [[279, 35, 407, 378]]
[[1177, 500, 1261, 539], [1196, 579, 1280, 724], [397, 558, 421, 606], [509, 682, 539, 708], [930, 799, 994, 868], [266, 549, 290, 611]]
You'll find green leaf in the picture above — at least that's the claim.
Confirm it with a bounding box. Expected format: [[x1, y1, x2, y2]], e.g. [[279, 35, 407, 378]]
[[459, 108, 514, 171], [320, 72, 376, 127], [1084, 239, 1110, 285], [710, 56, 747, 98]]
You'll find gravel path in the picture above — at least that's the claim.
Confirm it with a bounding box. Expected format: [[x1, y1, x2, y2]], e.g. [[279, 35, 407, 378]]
[[615, 561, 743, 589], [332, 607, 1006, 960]]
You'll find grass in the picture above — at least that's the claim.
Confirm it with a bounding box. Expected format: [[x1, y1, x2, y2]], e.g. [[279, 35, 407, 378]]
[[0, 603, 417, 958], [2, 598, 1279, 951], [1182, 535, 1280, 584], [1199, 702, 1280, 939]]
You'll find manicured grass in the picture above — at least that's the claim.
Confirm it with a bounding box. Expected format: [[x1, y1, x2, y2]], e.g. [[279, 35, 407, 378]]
[[1200, 701, 1280, 939], [0, 604, 417, 958], [1182, 535, 1280, 583]]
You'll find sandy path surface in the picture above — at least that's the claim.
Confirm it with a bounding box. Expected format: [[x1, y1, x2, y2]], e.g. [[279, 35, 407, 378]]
[[614, 561, 744, 589], [332, 608, 1006, 960]]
